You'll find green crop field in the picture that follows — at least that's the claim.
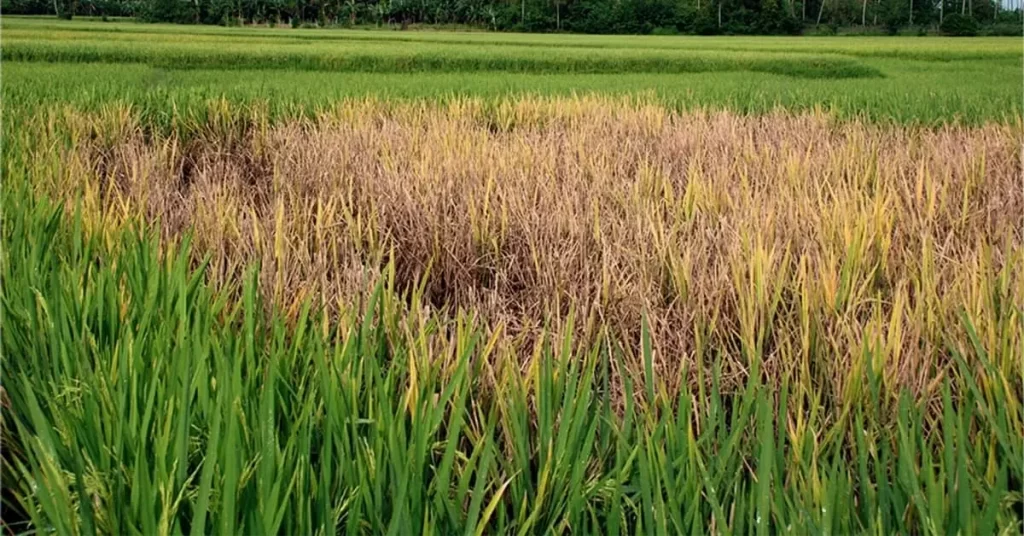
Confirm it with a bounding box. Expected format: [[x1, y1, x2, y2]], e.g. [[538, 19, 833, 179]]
[[2, 16, 1022, 535], [3, 16, 1023, 123]]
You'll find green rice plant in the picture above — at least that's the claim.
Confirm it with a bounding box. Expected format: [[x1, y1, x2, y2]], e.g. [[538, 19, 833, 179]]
[[0, 35, 883, 79], [2, 18, 1022, 125], [3, 16, 1021, 63]]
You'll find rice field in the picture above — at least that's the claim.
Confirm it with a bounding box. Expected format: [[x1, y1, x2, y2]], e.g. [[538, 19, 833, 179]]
[[2, 17, 1022, 535], [3, 16, 1023, 123]]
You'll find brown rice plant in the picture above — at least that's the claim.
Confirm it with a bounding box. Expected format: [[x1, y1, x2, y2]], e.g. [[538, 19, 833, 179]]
[[9, 96, 1021, 401]]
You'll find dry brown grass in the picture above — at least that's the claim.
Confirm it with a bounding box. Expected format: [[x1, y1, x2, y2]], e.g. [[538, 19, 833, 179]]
[[20, 96, 1023, 401]]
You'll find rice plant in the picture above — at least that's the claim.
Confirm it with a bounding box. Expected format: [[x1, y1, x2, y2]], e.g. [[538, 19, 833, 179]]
[[2, 20, 1022, 535], [2, 186, 1021, 534], [2, 17, 1022, 125]]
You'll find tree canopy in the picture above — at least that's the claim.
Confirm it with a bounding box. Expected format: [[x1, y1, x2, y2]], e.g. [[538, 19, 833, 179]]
[[4, 0, 1020, 34]]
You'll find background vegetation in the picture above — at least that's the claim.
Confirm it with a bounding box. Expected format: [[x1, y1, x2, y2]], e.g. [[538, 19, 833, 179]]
[[3, 17, 1023, 124], [2, 0, 1022, 35]]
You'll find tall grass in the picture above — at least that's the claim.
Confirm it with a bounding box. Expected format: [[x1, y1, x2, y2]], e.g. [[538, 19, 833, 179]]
[[3, 186, 1022, 534]]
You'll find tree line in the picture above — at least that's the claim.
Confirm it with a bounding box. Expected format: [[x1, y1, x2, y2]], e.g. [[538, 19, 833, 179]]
[[5, 0, 1021, 35]]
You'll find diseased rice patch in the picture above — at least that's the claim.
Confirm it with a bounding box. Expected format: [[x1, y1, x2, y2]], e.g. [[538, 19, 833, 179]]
[[19, 96, 1022, 400]]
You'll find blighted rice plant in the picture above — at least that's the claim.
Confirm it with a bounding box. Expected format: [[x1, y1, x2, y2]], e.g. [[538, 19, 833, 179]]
[[9, 97, 1021, 399]]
